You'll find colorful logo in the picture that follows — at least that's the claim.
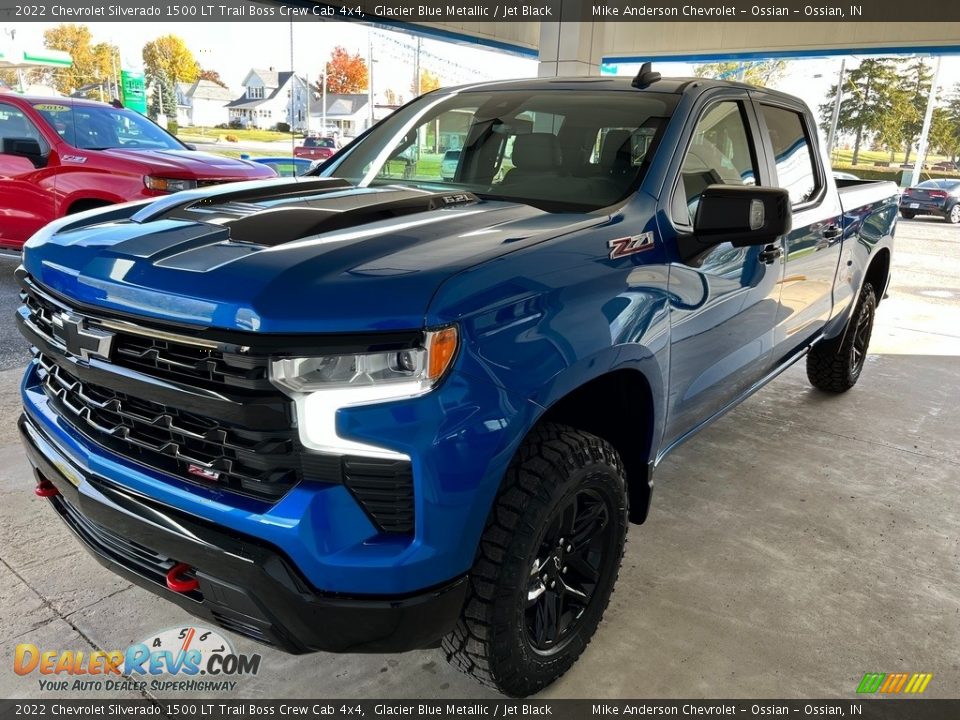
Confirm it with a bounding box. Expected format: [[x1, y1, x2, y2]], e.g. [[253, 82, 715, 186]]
[[856, 672, 933, 694], [15, 626, 261, 692]]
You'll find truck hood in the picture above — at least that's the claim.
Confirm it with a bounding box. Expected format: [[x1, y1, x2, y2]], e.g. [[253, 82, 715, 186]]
[[23, 178, 606, 333], [101, 148, 276, 180]]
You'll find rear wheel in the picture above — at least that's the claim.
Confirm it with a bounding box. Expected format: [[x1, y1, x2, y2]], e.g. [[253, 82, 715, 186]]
[[947, 204, 960, 224], [806, 282, 876, 393], [899, 209, 916, 219], [442, 423, 628, 697]]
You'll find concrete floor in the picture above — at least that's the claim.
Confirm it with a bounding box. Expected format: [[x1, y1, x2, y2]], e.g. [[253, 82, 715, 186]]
[[0, 218, 958, 700]]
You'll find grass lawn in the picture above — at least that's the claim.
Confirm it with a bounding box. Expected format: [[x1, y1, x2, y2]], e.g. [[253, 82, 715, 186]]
[[830, 147, 951, 167], [177, 126, 302, 143]]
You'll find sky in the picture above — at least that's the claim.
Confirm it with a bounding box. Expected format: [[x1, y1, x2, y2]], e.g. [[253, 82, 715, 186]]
[[4, 19, 960, 121], [3, 21, 538, 102]]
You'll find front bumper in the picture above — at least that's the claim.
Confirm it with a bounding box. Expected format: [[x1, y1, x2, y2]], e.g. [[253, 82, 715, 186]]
[[20, 413, 467, 653]]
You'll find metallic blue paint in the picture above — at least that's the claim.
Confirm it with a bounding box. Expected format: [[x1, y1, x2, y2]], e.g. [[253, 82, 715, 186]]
[[19, 78, 898, 599]]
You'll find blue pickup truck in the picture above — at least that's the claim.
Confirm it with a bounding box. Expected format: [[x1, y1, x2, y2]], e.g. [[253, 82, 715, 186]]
[[17, 72, 897, 696]]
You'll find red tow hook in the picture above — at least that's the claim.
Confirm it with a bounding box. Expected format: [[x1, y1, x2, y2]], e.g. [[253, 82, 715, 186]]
[[34, 478, 60, 498], [166, 563, 200, 593]]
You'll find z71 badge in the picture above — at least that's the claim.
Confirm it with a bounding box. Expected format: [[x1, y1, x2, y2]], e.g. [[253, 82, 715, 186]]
[[608, 232, 655, 259]]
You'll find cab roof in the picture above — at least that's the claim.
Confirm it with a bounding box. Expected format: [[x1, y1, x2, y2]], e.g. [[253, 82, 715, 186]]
[[437, 75, 798, 103]]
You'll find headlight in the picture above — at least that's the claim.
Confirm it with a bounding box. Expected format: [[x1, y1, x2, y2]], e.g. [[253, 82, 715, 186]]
[[144, 176, 198, 193], [270, 326, 458, 396], [269, 327, 459, 459]]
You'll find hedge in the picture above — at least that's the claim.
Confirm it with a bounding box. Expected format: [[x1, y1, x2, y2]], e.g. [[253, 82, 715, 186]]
[[832, 163, 960, 183]]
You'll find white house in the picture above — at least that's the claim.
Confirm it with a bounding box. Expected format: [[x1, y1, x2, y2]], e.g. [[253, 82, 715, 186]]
[[175, 79, 233, 128], [308, 94, 399, 137], [226, 68, 310, 131]]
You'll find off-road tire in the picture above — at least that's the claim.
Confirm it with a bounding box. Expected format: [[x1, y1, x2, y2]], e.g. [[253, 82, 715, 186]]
[[899, 210, 916, 220], [442, 423, 628, 697], [806, 282, 876, 393]]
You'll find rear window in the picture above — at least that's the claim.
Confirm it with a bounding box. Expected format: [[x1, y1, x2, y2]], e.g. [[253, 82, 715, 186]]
[[759, 104, 821, 206], [918, 179, 959, 190], [443, 150, 461, 160]]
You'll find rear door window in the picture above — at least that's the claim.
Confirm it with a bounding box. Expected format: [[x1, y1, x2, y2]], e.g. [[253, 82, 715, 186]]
[[759, 104, 821, 206]]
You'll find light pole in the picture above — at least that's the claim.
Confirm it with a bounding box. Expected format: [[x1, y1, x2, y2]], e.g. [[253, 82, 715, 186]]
[[321, 66, 327, 136], [911, 56, 943, 189], [367, 33, 374, 129], [826, 58, 846, 162]]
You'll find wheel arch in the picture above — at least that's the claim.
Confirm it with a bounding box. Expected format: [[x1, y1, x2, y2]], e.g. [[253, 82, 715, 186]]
[[66, 197, 115, 215], [863, 247, 891, 306], [536, 367, 659, 525]]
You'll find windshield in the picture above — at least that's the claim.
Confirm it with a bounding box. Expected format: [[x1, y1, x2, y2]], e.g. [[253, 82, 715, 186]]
[[33, 102, 185, 151], [322, 89, 677, 212]]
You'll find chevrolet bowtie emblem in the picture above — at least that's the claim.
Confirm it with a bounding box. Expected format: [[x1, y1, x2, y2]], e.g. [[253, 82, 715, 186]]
[[51, 312, 114, 362]]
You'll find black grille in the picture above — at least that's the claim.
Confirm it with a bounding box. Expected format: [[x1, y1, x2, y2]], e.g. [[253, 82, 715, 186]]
[[21, 277, 417, 532], [343, 458, 415, 533], [37, 353, 300, 501], [22, 288, 270, 392]]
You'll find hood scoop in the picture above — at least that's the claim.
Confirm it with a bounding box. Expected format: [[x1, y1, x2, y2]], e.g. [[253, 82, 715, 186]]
[[224, 189, 480, 247]]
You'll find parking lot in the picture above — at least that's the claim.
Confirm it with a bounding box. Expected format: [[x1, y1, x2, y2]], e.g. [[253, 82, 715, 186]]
[[0, 217, 957, 700]]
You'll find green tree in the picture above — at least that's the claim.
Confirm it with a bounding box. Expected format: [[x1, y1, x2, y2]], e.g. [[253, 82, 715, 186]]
[[143, 35, 198, 120], [694, 60, 787, 87], [818, 58, 899, 165], [929, 107, 960, 161], [42, 24, 117, 96], [898, 58, 933, 165]]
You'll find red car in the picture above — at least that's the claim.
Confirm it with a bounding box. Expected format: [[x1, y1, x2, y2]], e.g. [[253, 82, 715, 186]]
[[0, 95, 276, 251], [293, 136, 338, 161]]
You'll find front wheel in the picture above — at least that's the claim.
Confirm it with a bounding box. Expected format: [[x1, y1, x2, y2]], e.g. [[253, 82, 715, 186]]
[[947, 204, 960, 224], [806, 282, 876, 393], [442, 423, 628, 697]]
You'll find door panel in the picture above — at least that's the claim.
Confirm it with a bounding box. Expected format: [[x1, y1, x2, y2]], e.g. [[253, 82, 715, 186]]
[[662, 99, 782, 449], [757, 103, 844, 360], [0, 102, 57, 249]]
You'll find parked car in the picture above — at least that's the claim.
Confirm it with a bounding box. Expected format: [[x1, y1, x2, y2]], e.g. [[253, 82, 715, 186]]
[[932, 161, 958, 172], [0, 95, 277, 251], [832, 171, 860, 181], [18, 75, 896, 697], [250, 156, 313, 177], [899, 178, 960, 223], [293, 136, 338, 161], [440, 149, 461, 180]]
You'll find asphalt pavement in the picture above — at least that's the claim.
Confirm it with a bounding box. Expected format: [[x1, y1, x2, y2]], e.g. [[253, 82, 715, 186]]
[[0, 255, 30, 372]]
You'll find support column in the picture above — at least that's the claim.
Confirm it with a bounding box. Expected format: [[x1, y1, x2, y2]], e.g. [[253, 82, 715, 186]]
[[537, 21, 599, 77]]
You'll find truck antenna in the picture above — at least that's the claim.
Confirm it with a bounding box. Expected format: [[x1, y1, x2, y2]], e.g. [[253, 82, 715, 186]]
[[632, 62, 662, 89]]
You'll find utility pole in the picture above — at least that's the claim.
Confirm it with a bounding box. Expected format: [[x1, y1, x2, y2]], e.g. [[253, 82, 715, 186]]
[[321, 66, 327, 136], [826, 58, 846, 162], [911, 55, 943, 189], [111, 49, 120, 101], [367, 33, 374, 129], [414, 36, 421, 96]]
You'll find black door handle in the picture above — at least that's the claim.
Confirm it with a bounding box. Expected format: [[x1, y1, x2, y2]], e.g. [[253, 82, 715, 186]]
[[758, 244, 782, 264], [821, 224, 843, 239]]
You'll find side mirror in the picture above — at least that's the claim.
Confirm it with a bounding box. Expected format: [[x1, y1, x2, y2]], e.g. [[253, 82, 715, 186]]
[[183, 143, 197, 151], [2, 137, 47, 168], [694, 185, 791, 247]]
